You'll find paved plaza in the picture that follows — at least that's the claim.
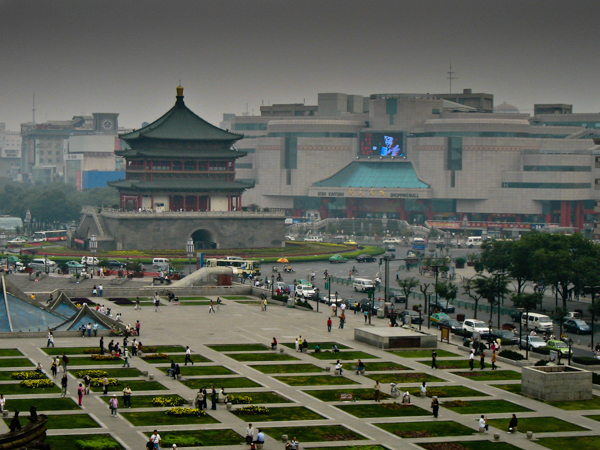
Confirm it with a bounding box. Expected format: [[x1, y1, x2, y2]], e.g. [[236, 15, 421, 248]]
[[1, 273, 600, 450]]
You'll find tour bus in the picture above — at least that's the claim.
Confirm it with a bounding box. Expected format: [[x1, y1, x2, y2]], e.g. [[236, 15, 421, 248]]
[[205, 258, 261, 276], [32, 230, 68, 242], [412, 237, 426, 251]]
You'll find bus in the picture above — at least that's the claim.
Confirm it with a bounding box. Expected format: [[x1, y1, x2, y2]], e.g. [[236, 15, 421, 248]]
[[32, 230, 68, 242], [205, 258, 261, 276], [412, 237, 426, 250]]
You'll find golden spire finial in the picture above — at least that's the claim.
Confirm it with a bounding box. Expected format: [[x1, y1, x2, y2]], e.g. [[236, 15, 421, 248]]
[[176, 83, 183, 97]]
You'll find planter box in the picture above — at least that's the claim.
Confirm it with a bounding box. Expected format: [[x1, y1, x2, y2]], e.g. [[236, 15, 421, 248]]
[[522, 365, 592, 401]]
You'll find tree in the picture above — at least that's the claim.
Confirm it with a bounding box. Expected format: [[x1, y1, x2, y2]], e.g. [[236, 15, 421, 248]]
[[397, 277, 419, 310], [435, 281, 458, 312], [420, 282, 432, 313], [463, 277, 483, 319], [511, 292, 543, 359], [470, 274, 509, 323]]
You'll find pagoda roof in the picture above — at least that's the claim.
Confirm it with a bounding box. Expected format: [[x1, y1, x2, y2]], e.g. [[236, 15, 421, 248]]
[[119, 86, 243, 142], [115, 148, 246, 159], [108, 179, 254, 191]]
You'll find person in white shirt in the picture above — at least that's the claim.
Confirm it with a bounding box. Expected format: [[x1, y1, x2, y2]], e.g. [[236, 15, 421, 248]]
[[0, 394, 5, 413], [184, 346, 194, 365], [150, 430, 161, 449], [245, 423, 254, 444], [479, 415, 489, 432], [335, 360, 343, 375]]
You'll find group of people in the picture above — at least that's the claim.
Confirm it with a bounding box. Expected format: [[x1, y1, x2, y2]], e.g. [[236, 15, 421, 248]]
[[91, 284, 104, 296], [193, 386, 226, 410], [468, 348, 498, 370]]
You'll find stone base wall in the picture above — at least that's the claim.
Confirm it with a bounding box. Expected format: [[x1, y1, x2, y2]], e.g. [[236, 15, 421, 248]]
[[522, 365, 592, 401], [354, 327, 438, 349]]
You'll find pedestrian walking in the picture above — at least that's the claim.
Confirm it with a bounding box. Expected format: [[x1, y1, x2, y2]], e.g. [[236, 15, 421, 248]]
[[62, 353, 69, 372], [491, 350, 497, 370], [135, 297, 141, 310], [374, 380, 380, 402], [83, 374, 91, 394], [136, 320, 141, 336], [245, 423, 254, 445], [50, 359, 58, 378], [123, 384, 132, 408], [109, 395, 118, 417], [263, 298, 267, 311], [480, 349, 486, 370], [364, 309, 368, 323], [93, 322, 98, 336], [195, 389, 204, 410], [99, 337, 105, 355], [332, 303, 337, 317], [327, 317, 332, 332], [60, 374, 68, 397], [78, 383, 84, 407], [47, 330, 54, 348], [431, 396, 440, 418], [211, 386, 217, 410], [0, 394, 5, 414], [150, 430, 161, 450], [102, 376, 109, 395], [431, 350, 438, 369], [202, 387, 208, 410], [209, 300, 216, 313], [469, 349, 475, 370], [185, 346, 194, 365], [122, 347, 130, 367], [154, 296, 162, 312], [294, 338, 299, 352], [338, 314, 345, 329]]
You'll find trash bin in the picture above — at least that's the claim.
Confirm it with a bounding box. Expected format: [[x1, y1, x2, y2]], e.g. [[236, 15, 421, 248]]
[[377, 308, 385, 319], [287, 298, 295, 308]]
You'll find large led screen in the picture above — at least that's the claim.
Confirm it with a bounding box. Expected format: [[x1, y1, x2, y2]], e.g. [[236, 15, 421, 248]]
[[359, 132, 405, 158]]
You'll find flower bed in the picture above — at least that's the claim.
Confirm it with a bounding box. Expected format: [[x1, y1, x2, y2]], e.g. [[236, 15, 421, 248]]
[[228, 395, 253, 405], [152, 396, 186, 407], [142, 353, 169, 360], [108, 298, 134, 305], [11, 371, 45, 380], [235, 405, 269, 415], [82, 349, 103, 355], [19, 379, 55, 389], [76, 370, 108, 378], [91, 355, 121, 361], [90, 378, 119, 387], [165, 407, 207, 416]]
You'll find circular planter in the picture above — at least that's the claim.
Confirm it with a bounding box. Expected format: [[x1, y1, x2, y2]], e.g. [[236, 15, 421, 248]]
[[226, 402, 232, 411]]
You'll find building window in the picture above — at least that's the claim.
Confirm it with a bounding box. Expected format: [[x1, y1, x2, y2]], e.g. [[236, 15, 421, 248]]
[[284, 137, 297, 170], [447, 137, 462, 171]]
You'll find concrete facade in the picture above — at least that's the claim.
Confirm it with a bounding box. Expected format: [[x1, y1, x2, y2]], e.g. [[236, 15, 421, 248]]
[[354, 326, 437, 349], [522, 365, 593, 401]]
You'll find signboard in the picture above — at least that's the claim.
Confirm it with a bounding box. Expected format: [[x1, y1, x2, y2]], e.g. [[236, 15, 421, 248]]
[[359, 132, 406, 157], [440, 325, 450, 344], [549, 350, 558, 364], [340, 393, 354, 401]]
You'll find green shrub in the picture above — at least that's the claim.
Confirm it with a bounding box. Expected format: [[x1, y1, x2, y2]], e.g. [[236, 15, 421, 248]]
[[76, 438, 121, 450], [271, 295, 289, 301], [142, 353, 169, 360], [499, 350, 525, 361], [151, 396, 186, 407], [532, 346, 550, 355], [11, 371, 45, 380], [91, 355, 121, 361], [235, 405, 269, 415], [534, 359, 548, 367], [296, 300, 314, 310], [19, 379, 55, 389], [76, 370, 108, 378], [593, 372, 600, 385], [161, 435, 202, 447], [573, 357, 600, 365]]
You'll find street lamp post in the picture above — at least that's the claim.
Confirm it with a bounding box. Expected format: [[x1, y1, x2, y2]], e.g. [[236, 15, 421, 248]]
[[126, 257, 130, 278], [0, 233, 6, 271], [186, 238, 194, 275], [25, 209, 31, 239], [89, 235, 97, 278], [444, 234, 452, 256], [585, 285, 600, 350]]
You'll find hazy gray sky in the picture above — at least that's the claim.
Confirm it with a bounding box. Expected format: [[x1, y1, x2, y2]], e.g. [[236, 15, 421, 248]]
[[1, 0, 599, 130]]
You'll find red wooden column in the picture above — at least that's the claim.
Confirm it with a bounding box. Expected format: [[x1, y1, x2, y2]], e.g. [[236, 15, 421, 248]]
[[560, 201, 571, 227]]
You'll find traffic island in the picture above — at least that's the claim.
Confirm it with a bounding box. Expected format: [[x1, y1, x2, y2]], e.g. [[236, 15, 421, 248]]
[[522, 365, 592, 401]]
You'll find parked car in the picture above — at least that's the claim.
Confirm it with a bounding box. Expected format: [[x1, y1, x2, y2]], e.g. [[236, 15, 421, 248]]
[[519, 335, 547, 351], [108, 260, 127, 268], [8, 236, 28, 244], [509, 309, 524, 322], [343, 240, 357, 245], [490, 330, 518, 346], [285, 235, 296, 241], [273, 281, 290, 293], [462, 319, 491, 335], [295, 284, 316, 299], [563, 319, 592, 334], [387, 292, 407, 304], [66, 260, 85, 269], [429, 300, 455, 314], [383, 237, 401, 244], [356, 254, 377, 263], [399, 309, 423, 325], [430, 312, 450, 326], [546, 339, 572, 356], [437, 317, 462, 333], [329, 254, 348, 264], [386, 245, 396, 252], [564, 311, 582, 320]]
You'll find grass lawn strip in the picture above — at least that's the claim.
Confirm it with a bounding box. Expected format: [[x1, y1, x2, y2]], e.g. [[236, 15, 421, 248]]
[[0, 383, 61, 394], [490, 384, 523, 395], [229, 391, 292, 404], [181, 377, 262, 389], [390, 349, 459, 358], [336, 402, 430, 418], [45, 434, 122, 450], [410, 385, 488, 398], [0, 349, 23, 357], [223, 296, 254, 300], [157, 365, 236, 376], [0, 358, 34, 368], [487, 416, 588, 433], [366, 373, 444, 384], [306, 446, 388, 450], [76, 368, 144, 378], [122, 410, 219, 426], [376, 420, 475, 438], [274, 375, 357, 386], [3, 414, 100, 430], [100, 394, 187, 408], [361, 361, 410, 371], [418, 359, 495, 370], [142, 354, 212, 364], [451, 370, 521, 381], [309, 351, 380, 361], [231, 405, 325, 421], [442, 399, 531, 414], [262, 425, 366, 442], [207, 343, 270, 352], [147, 429, 244, 447], [419, 442, 521, 450], [536, 436, 600, 450], [91, 380, 168, 392], [250, 363, 325, 374], [174, 297, 210, 300], [302, 388, 390, 402], [66, 357, 124, 366], [283, 342, 352, 351], [8, 397, 80, 411], [226, 352, 300, 362], [546, 396, 600, 410]]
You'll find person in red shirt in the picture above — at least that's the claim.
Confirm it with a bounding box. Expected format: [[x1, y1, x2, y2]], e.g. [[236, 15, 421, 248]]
[[327, 317, 332, 332]]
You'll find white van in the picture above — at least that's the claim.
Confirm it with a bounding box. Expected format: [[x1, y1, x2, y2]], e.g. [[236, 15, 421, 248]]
[[152, 258, 170, 268], [521, 312, 554, 332], [29, 258, 57, 270], [466, 236, 483, 248], [353, 278, 375, 292], [303, 236, 323, 242], [81, 257, 100, 265]]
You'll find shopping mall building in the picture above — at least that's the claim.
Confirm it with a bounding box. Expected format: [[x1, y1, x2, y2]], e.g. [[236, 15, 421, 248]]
[[224, 91, 600, 235]]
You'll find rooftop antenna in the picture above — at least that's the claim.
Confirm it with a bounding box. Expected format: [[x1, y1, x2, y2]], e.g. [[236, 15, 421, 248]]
[[32, 94, 36, 123], [447, 60, 457, 94]]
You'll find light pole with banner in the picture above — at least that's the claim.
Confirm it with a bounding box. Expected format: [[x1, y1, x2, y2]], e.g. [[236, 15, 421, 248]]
[[90, 235, 97, 278], [186, 238, 194, 274], [0, 233, 6, 270]]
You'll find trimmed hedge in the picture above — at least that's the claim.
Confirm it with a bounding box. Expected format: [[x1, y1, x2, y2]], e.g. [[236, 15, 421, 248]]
[[499, 350, 525, 361], [573, 357, 600, 366], [593, 372, 600, 385], [296, 300, 314, 310]]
